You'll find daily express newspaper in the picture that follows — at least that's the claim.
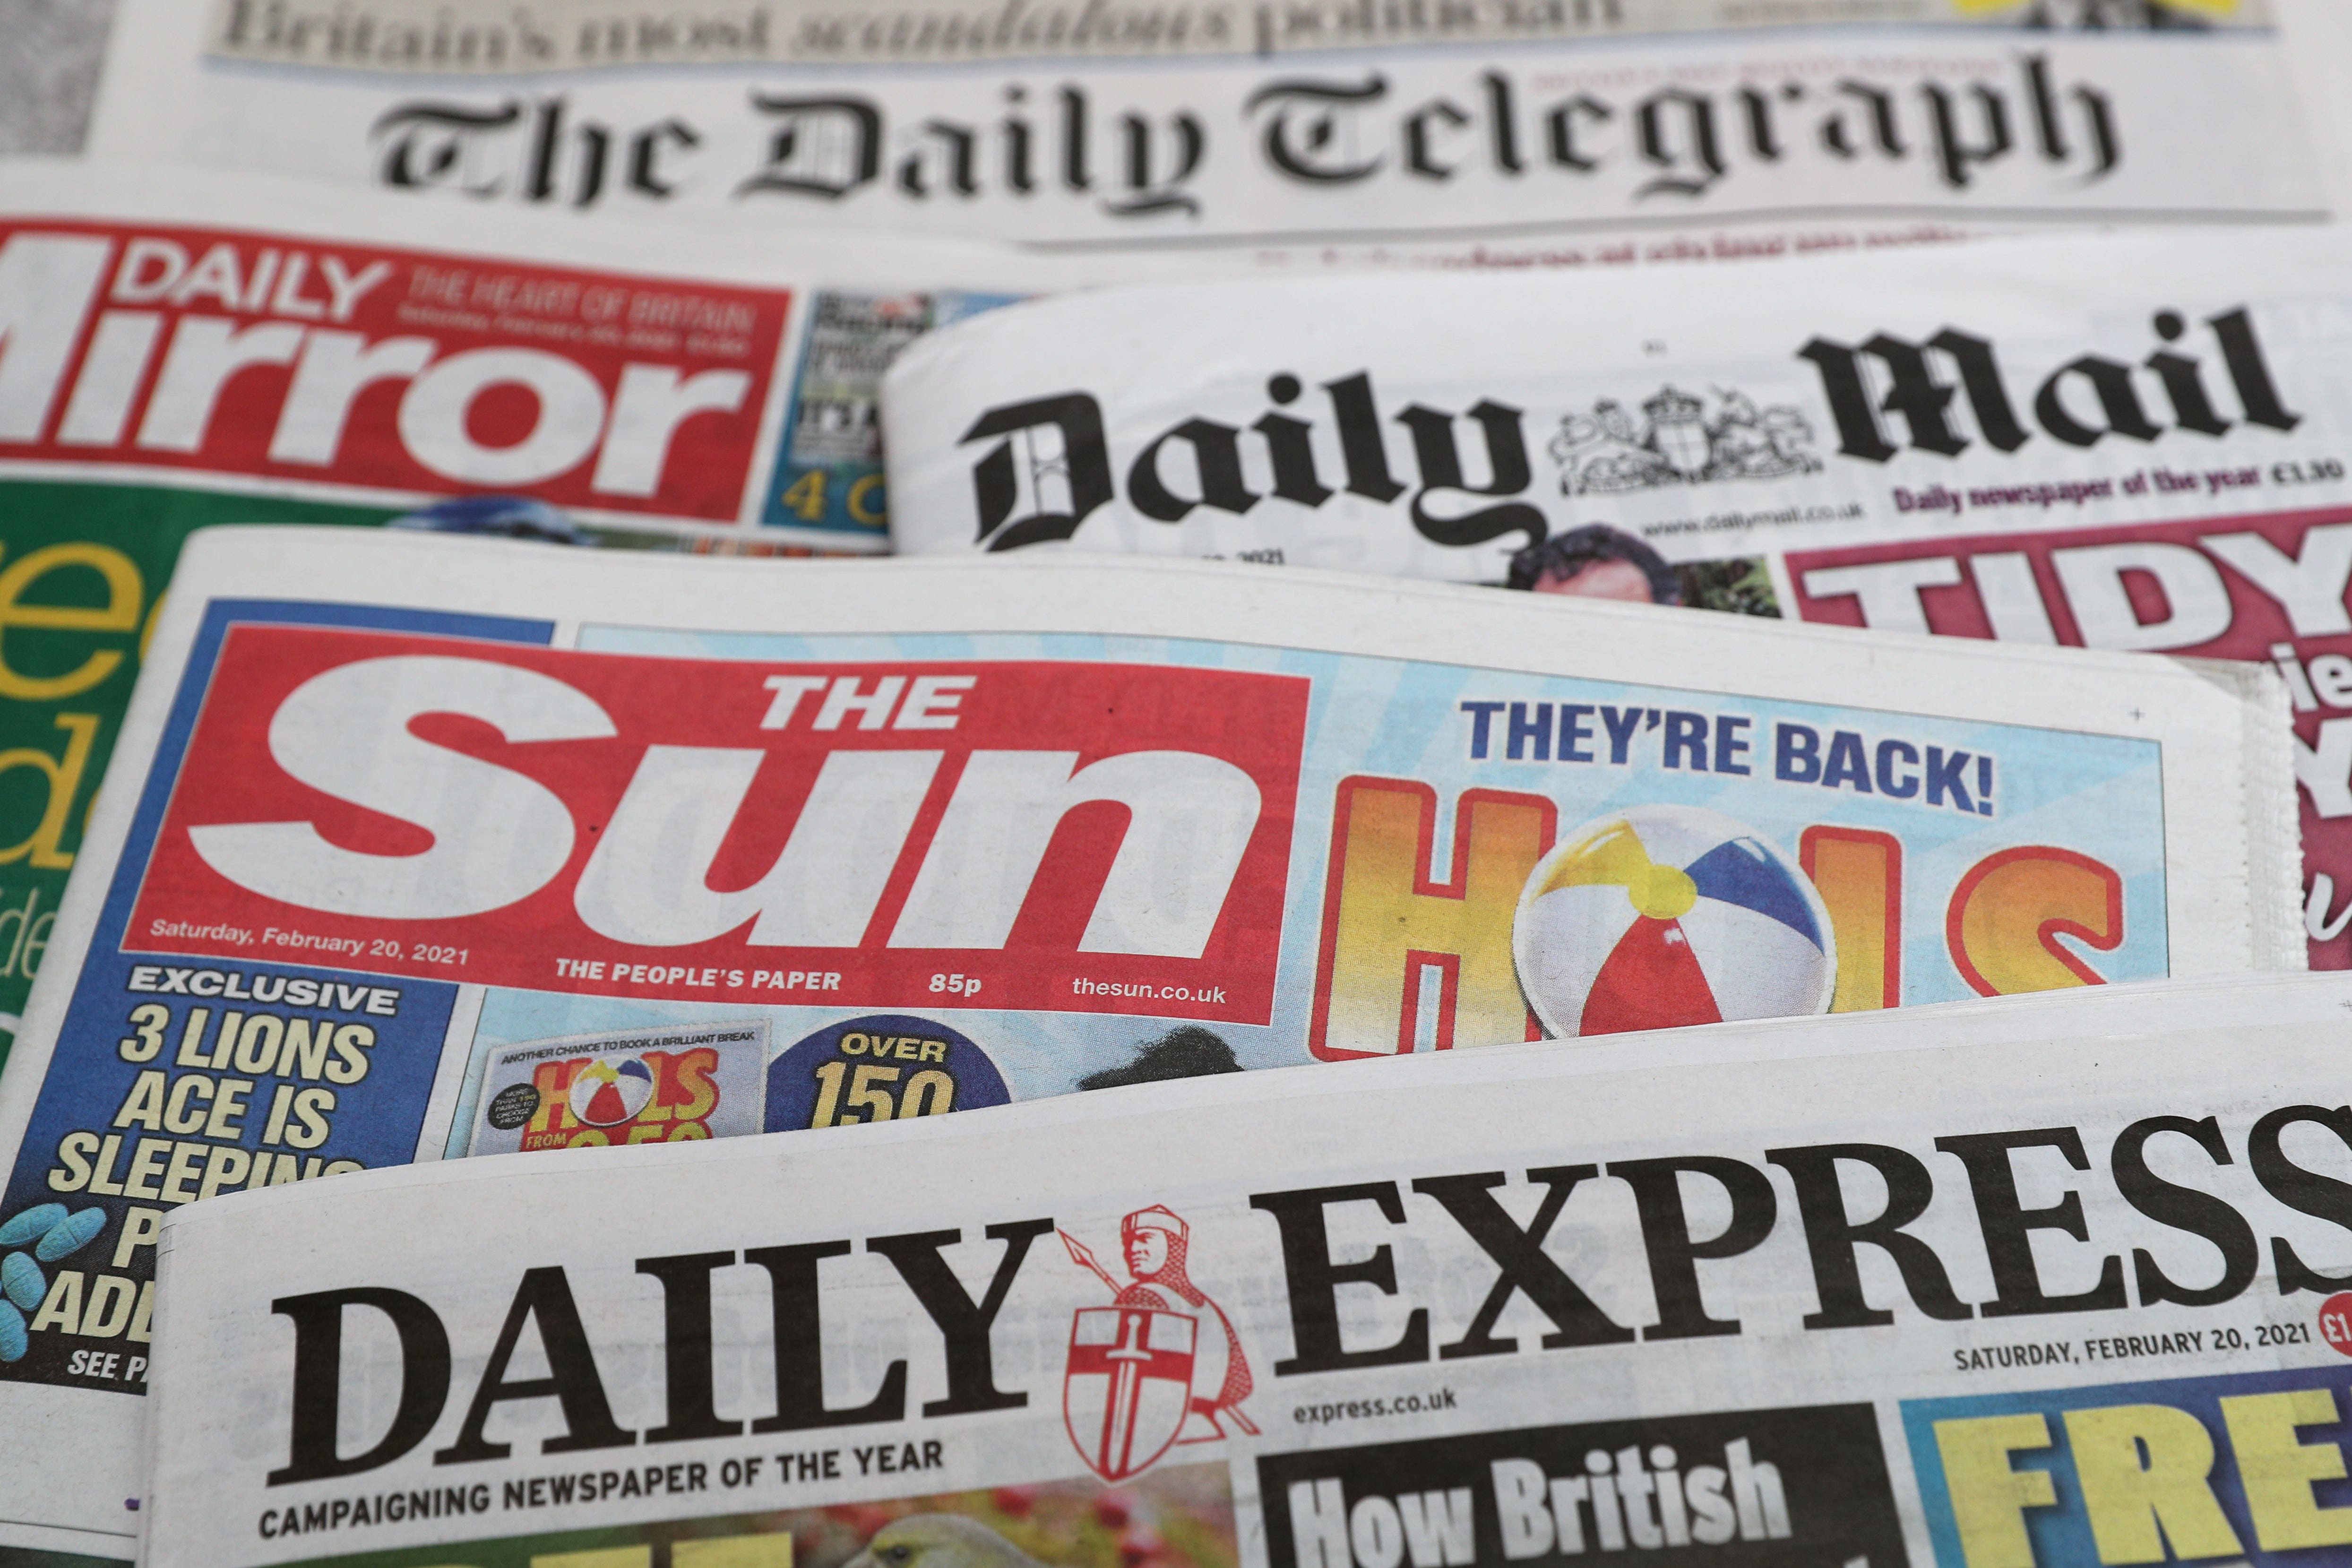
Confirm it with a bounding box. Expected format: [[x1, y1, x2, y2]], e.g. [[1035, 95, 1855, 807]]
[[0, 529, 2300, 1558], [139, 967, 2352, 1568], [880, 223, 2352, 975], [0, 161, 1225, 1058], [78, 0, 2339, 265]]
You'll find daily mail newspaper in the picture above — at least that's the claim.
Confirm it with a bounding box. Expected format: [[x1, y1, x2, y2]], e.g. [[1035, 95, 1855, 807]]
[[0, 160, 1225, 1058], [880, 224, 2352, 976], [78, 0, 2340, 266], [141, 967, 2352, 1568], [0, 529, 2300, 1558]]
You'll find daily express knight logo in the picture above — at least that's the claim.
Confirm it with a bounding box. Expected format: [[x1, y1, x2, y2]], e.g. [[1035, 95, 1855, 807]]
[[0, 221, 787, 519], [951, 306, 2301, 551], [129, 628, 1306, 1019], [256, 1198, 1257, 1525], [1059, 1205, 1257, 1481], [254, 1091, 2352, 1541]]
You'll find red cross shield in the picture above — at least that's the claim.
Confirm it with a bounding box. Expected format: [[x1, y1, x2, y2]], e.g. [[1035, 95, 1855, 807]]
[[1064, 1306, 1197, 1481]]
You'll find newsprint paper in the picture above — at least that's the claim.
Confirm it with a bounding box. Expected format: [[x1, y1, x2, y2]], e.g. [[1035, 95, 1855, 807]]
[[80, 0, 2338, 264], [0, 158, 1224, 1056], [879, 223, 2352, 974], [140, 966, 2352, 1568], [0, 530, 2301, 1557]]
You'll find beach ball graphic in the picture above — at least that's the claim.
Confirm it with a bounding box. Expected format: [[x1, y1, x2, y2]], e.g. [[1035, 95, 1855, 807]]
[[569, 1057, 656, 1127], [1513, 805, 1835, 1037]]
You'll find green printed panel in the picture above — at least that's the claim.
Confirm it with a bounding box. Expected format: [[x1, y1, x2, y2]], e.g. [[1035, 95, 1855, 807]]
[[0, 482, 394, 1057], [0, 1545, 132, 1566]]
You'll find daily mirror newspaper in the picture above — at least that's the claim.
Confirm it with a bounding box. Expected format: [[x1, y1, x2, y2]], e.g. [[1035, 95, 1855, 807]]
[[0, 529, 2300, 1557], [79, 0, 2339, 265], [140, 967, 2352, 1568], [0, 158, 1199, 1055], [880, 224, 2352, 974]]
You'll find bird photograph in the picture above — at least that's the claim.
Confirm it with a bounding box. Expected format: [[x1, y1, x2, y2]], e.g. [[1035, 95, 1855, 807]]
[[845, 1513, 1058, 1568]]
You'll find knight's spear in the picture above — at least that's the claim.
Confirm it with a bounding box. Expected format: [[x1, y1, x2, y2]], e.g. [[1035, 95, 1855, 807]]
[[1060, 1230, 1121, 1296]]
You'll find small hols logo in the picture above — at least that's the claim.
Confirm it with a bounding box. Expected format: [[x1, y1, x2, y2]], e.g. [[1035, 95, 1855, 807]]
[[1060, 1206, 1257, 1481]]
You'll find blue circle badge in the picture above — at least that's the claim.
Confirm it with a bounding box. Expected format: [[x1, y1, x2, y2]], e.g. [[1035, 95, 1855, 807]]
[[766, 1014, 1010, 1132]]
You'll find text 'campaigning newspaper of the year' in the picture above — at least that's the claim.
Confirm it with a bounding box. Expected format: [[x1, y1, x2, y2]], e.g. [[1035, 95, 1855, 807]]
[[0, 529, 2301, 1554], [136, 968, 2352, 1568]]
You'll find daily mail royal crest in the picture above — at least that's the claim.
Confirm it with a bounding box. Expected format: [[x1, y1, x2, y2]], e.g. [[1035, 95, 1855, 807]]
[[1549, 385, 1822, 495], [1060, 1206, 1257, 1481]]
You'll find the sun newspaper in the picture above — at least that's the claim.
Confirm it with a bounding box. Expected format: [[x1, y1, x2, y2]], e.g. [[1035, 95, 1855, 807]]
[[0, 529, 2301, 1559], [137, 968, 2352, 1568], [0, 160, 1252, 1062], [79, 0, 2343, 266], [879, 222, 2352, 975]]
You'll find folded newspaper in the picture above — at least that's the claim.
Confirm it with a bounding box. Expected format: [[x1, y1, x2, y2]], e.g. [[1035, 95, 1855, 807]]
[[0, 159, 1224, 1052], [80, 0, 2343, 266], [0, 528, 2299, 1557], [881, 222, 2352, 972], [142, 966, 2352, 1568]]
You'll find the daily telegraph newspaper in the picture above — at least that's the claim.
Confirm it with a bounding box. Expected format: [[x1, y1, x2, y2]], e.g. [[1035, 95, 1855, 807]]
[[0, 161, 1205, 1055], [79, 0, 2340, 266], [0, 530, 2300, 1557], [882, 224, 2352, 976], [140, 967, 2352, 1568]]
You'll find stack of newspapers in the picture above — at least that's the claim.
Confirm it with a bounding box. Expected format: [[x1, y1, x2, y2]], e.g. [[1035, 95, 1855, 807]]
[[11, 3, 2352, 1566]]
